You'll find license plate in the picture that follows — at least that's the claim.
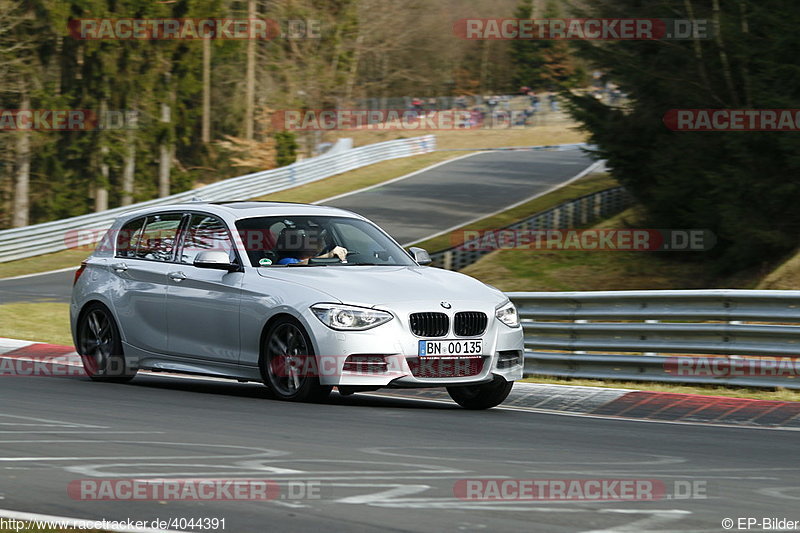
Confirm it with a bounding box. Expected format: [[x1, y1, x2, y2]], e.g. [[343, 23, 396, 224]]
[[418, 339, 483, 357]]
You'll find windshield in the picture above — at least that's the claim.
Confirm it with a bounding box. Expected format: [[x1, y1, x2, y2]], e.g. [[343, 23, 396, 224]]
[[234, 215, 415, 267]]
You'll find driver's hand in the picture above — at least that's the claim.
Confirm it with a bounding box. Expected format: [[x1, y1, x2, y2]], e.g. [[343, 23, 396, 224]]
[[331, 246, 348, 261]]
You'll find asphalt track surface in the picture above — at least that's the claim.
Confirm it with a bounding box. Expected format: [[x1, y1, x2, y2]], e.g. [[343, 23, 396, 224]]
[[0, 149, 595, 304], [2, 374, 798, 532]]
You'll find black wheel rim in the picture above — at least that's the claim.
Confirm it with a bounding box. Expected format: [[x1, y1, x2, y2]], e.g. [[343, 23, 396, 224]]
[[266, 323, 310, 396], [79, 309, 113, 375]]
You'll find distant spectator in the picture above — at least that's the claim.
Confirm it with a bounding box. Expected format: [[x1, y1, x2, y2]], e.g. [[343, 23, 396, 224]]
[[529, 92, 540, 113], [548, 92, 559, 112]]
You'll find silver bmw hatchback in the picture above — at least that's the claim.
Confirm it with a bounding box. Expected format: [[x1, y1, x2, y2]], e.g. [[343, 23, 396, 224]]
[[70, 201, 524, 409]]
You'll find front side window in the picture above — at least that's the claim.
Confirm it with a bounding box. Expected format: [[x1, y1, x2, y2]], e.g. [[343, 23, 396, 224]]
[[234, 215, 414, 267], [134, 213, 184, 262], [179, 214, 235, 265]]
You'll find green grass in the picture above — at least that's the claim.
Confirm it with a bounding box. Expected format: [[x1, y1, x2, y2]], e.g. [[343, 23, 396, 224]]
[[461, 208, 767, 292], [413, 172, 619, 252], [0, 249, 89, 280], [0, 302, 73, 346], [524, 376, 800, 402]]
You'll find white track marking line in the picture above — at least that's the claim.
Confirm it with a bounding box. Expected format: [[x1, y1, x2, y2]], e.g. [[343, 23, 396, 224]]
[[0, 414, 104, 429], [312, 152, 483, 205], [402, 159, 605, 247], [580, 509, 694, 533], [0, 266, 77, 281]]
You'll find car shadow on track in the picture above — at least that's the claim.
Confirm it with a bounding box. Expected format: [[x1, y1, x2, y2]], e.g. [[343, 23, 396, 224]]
[[122, 374, 461, 410]]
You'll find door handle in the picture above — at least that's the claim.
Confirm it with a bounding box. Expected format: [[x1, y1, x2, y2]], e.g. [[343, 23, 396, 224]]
[[112, 262, 128, 272], [168, 271, 187, 282]]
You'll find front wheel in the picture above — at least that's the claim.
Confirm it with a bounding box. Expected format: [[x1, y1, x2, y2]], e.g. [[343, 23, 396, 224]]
[[76, 303, 137, 383], [260, 317, 332, 403], [447, 376, 513, 410]]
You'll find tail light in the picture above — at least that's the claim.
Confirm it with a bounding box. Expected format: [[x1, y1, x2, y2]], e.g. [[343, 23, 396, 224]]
[[73, 261, 88, 285]]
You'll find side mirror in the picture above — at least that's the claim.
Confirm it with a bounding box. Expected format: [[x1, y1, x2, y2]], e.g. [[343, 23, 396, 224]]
[[408, 246, 432, 266], [193, 251, 237, 271]]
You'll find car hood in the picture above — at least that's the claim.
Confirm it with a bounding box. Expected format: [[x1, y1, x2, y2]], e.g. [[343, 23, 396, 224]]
[[256, 265, 507, 309]]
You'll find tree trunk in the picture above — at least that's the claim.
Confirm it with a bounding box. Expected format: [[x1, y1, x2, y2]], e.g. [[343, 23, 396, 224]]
[[158, 99, 172, 198], [202, 38, 211, 143], [683, 0, 721, 105], [158, 72, 173, 198], [344, 35, 363, 103], [244, 0, 256, 139], [12, 91, 30, 228], [96, 97, 109, 212], [712, 0, 739, 106], [121, 113, 136, 206]]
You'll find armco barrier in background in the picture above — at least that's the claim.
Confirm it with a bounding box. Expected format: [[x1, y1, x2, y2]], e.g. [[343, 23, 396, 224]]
[[430, 185, 633, 271], [510, 290, 800, 390], [0, 135, 436, 263]]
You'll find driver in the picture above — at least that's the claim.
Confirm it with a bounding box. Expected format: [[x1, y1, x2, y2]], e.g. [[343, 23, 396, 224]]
[[274, 227, 348, 265]]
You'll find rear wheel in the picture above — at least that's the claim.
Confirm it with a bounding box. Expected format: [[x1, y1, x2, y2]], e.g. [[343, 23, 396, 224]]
[[260, 317, 332, 403], [77, 303, 137, 383], [447, 376, 513, 410]]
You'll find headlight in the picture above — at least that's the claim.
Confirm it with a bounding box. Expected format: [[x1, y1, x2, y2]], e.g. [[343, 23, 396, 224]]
[[311, 303, 393, 331], [495, 301, 519, 328]]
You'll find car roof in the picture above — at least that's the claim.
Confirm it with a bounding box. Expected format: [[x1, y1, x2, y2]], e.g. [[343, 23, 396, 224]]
[[119, 201, 361, 221]]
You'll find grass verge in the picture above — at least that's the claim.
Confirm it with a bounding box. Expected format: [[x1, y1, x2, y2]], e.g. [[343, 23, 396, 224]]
[[0, 249, 89, 280], [0, 302, 73, 346], [462, 208, 769, 292], [523, 375, 800, 402], [325, 121, 586, 150]]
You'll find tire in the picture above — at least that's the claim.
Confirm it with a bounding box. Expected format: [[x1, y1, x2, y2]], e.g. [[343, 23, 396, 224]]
[[447, 376, 513, 410], [76, 303, 137, 383], [260, 317, 332, 403]]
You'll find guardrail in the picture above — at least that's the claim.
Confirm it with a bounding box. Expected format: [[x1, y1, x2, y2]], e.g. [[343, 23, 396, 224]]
[[431, 181, 632, 271], [508, 290, 800, 390], [0, 135, 436, 263]]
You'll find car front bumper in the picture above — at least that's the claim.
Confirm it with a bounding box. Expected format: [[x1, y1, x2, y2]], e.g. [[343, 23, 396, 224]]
[[303, 308, 524, 387]]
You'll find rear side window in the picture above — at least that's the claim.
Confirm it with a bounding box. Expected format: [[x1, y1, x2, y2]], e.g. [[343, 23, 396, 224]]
[[135, 214, 184, 262], [179, 214, 235, 265], [116, 217, 146, 258]]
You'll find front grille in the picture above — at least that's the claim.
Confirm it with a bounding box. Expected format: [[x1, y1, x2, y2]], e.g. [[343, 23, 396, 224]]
[[454, 312, 488, 337], [409, 312, 449, 337], [407, 356, 484, 378]]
